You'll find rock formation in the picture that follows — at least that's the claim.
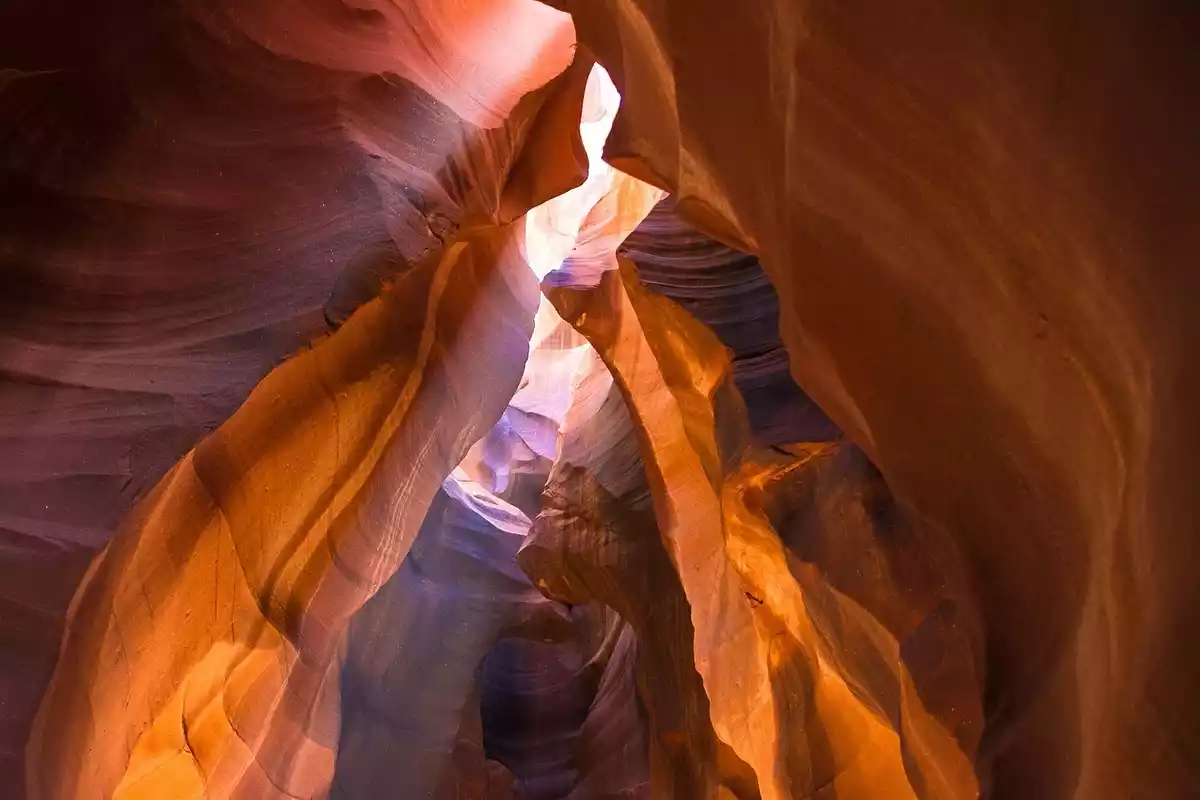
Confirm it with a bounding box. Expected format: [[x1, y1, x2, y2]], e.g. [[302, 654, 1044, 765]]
[[2, 0, 1198, 798]]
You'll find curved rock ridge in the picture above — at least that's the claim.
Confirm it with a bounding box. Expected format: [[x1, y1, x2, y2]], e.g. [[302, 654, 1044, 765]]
[[537, 260, 980, 799], [20, 38, 665, 797], [332, 488, 575, 799], [27, 217, 543, 799], [22, 41, 615, 800], [551, 1, 1200, 796], [479, 605, 648, 799], [3, 0, 1197, 798], [202, 0, 575, 128], [619, 199, 841, 445], [332, 279, 651, 799], [521, 198, 983, 798], [519, 357, 757, 799], [1, 1, 583, 788]]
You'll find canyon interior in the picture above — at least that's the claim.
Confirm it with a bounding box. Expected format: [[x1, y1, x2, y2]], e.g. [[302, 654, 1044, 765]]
[[1, 1, 1197, 799]]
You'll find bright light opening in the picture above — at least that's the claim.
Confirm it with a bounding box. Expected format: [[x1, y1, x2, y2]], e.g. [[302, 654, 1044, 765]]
[[522, 63, 624, 281], [445, 62, 664, 535]]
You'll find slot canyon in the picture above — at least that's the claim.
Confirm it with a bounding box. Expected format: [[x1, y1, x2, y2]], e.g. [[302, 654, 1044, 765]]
[[1, 0, 1197, 798]]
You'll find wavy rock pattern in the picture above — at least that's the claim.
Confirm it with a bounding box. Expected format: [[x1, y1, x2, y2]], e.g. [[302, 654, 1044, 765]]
[[2, 0, 1197, 798], [17, 21, 662, 793], [332, 282, 646, 800], [542, 261, 979, 798], [2, 0, 577, 792], [618, 200, 840, 446], [519, 362, 756, 799], [28, 219, 543, 799], [552, 1, 1200, 796], [333, 487, 572, 799]]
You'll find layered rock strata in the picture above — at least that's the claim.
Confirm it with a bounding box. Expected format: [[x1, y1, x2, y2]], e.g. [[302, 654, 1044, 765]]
[[1, 0, 1196, 798]]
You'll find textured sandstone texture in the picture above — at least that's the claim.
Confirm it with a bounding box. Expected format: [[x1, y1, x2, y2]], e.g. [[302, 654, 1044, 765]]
[[550, 0, 1200, 796], [0, 0, 577, 789], [28, 219, 543, 798], [542, 260, 979, 799], [1, 0, 1197, 798]]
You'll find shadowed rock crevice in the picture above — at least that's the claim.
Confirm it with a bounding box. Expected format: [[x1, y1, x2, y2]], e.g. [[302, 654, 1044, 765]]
[[619, 198, 841, 446]]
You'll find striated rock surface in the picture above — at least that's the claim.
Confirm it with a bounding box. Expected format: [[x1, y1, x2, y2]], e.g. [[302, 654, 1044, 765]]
[[519, 356, 757, 799], [2, 0, 1198, 798], [27, 219, 543, 799], [541, 260, 980, 798], [553, 0, 1200, 796], [0, 0, 579, 789], [619, 199, 840, 446], [332, 488, 573, 800]]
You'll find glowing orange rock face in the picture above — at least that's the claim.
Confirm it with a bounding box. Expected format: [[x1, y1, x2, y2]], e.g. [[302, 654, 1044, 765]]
[[538, 261, 980, 800], [11, 0, 1197, 798], [24, 29, 975, 799], [555, 1, 1200, 797], [24, 34, 663, 799], [28, 223, 544, 799], [24, 5, 585, 797], [0, 3, 588, 786]]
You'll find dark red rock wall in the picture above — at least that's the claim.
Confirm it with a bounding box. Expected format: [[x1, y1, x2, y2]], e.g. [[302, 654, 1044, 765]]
[[559, 0, 1200, 796]]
